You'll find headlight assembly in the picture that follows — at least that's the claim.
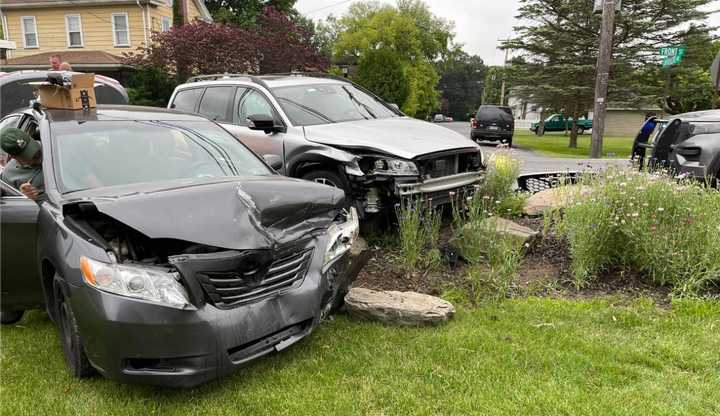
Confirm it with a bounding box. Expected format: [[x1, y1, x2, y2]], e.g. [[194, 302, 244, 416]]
[[80, 256, 191, 309], [323, 207, 359, 268], [368, 158, 419, 176]]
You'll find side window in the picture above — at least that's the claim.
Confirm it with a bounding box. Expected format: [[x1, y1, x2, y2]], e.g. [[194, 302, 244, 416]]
[[238, 90, 275, 126], [171, 88, 203, 113], [197, 87, 235, 122]]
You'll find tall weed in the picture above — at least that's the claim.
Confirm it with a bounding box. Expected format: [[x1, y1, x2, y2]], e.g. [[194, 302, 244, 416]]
[[395, 197, 442, 271], [557, 169, 720, 294]]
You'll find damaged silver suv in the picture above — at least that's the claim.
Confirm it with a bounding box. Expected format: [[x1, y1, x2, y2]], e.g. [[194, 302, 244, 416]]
[[0, 105, 366, 387], [168, 73, 485, 216]]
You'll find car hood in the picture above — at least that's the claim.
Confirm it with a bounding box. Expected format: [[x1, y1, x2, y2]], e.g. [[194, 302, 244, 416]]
[[63, 177, 345, 250], [303, 117, 479, 159]]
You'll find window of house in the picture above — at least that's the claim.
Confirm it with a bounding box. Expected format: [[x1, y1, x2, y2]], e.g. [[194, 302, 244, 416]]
[[21, 16, 38, 48], [65, 14, 83, 47], [112, 13, 130, 47], [162, 16, 171, 32]]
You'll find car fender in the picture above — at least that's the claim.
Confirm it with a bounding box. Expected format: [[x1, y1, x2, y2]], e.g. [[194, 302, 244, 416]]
[[286, 144, 360, 178]]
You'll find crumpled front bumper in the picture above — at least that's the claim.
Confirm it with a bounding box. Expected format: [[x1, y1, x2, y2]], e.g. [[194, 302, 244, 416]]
[[395, 171, 484, 205], [68, 237, 368, 388]]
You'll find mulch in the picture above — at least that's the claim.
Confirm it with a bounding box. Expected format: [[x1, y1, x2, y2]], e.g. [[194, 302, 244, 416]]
[[354, 216, 675, 304]]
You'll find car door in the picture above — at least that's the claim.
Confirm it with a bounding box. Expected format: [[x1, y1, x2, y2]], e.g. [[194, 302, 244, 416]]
[[221, 88, 286, 174], [0, 180, 42, 310]]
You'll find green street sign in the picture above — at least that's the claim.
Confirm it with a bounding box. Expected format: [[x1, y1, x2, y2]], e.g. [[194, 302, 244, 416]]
[[660, 46, 686, 68]]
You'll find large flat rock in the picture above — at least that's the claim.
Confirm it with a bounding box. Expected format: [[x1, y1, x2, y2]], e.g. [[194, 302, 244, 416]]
[[482, 217, 539, 245], [523, 185, 589, 216], [344, 288, 455, 326]]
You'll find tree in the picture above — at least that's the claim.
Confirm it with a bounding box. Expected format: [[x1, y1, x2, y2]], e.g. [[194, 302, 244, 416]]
[[437, 50, 485, 120], [482, 66, 509, 107], [355, 48, 410, 106], [205, 0, 296, 26], [506, 0, 715, 151], [332, 1, 453, 117], [255, 6, 328, 73], [124, 8, 327, 80]]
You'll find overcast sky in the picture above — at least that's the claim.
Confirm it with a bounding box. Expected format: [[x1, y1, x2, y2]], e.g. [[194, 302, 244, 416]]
[[296, 0, 720, 66]]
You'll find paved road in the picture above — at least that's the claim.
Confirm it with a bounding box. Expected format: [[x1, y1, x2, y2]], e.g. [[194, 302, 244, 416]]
[[440, 122, 627, 174]]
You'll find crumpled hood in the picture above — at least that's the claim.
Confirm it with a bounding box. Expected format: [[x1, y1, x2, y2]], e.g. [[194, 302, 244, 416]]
[[66, 177, 345, 250], [303, 117, 479, 159]]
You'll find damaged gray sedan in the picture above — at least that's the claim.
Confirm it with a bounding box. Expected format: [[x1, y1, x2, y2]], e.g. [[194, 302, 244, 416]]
[[0, 105, 366, 387]]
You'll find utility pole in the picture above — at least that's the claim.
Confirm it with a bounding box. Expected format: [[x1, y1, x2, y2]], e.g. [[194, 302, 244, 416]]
[[590, 0, 617, 159], [499, 41, 510, 106]]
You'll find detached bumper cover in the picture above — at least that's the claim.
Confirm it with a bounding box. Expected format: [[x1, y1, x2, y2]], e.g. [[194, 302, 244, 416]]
[[68, 237, 368, 388]]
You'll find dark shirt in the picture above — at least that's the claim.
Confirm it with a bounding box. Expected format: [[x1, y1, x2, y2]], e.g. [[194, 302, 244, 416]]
[[0, 159, 44, 200]]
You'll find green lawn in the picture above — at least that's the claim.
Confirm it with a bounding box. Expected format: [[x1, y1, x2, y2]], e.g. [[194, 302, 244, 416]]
[[2, 298, 719, 415], [513, 130, 634, 159]]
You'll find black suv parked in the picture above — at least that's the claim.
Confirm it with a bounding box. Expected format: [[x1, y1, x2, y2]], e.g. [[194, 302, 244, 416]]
[[471, 105, 514, 147], [0, 105, 365, 387], [633, 110, 720, 186], [168, 73, 485, 218]]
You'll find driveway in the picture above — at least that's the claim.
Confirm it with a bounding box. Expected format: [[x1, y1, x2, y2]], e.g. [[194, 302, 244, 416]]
[[440, 122, 628, 174]]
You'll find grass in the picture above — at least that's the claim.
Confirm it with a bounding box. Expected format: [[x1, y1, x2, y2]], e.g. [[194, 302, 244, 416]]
[[513, 130, 633, 159], [2, 298, 720, 415]]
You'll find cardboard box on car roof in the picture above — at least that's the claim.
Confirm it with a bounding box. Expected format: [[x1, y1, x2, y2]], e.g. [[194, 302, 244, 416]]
[[37, 73, 96, 110]]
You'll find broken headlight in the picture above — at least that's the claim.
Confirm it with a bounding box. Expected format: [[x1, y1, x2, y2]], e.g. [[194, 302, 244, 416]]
[[323, 207, 359, 268], [367, 158, 419, 176], [80, 256, 191, 309]]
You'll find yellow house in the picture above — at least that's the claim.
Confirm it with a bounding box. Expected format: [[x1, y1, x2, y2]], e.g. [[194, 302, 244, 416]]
[[0, 0, 212, 73]]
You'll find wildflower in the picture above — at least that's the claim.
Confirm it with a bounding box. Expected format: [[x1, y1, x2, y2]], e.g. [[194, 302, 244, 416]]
[[632, 212, 639, 217], [449, 191, 456, 197], [483, 195, 491, 200], [657, 207, 665, 212]]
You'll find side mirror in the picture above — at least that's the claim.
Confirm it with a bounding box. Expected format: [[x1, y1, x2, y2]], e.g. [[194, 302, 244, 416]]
[[263, 154, 283, 171], [247, 114, 283, 133]]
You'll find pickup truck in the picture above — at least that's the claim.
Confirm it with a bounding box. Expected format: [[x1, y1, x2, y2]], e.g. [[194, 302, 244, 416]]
[[530, 114, 593, 135]]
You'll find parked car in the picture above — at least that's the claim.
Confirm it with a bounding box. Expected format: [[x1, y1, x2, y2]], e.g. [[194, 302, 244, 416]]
[[470, 105, 514, 146], [433, 114, 454, 122], [0, 104, 367, 387], [530, 114, 593, 135], [0, 70, 128, 117], [168, 73, 485, 217], [636, 110, 720, 186]]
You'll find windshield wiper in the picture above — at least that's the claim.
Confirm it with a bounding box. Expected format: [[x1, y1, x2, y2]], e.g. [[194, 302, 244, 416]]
[[342, 86, 376, 119], [276, 97, 336, 123]]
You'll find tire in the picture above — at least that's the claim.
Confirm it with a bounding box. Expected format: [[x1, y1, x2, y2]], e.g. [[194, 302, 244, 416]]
[[55, 280, 95, 378], [577, 127, 585, 135], [302, 169, 347, 190], [506, 138, 513, 148], [1, 310, 25, 325]]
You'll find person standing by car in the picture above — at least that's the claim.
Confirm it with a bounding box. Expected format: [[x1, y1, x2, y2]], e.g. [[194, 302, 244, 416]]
[[49, 54, 62, 71], [631, 115, 658, 163], [0, 128, 44, 201]]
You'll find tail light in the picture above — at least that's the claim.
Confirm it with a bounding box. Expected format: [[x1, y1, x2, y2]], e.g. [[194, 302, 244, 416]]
[[471, 118, 477, 129]]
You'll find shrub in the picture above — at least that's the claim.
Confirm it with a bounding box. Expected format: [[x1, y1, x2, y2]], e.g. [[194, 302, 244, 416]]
[[395, 197, 442, 271], [556, 169, 720, 294]]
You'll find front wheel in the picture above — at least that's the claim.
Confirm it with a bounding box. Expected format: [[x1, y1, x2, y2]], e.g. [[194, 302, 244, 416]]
[[55, 280, 95, 378], [1, 310, 25, 325]]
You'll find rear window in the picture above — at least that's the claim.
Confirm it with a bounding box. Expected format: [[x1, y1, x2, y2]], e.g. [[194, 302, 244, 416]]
[[171, 88, 203, 113], [476, 106, 513, 123]]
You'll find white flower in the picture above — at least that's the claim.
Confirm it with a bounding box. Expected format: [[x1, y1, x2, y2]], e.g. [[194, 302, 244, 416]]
[[657, 207, 665, 212]]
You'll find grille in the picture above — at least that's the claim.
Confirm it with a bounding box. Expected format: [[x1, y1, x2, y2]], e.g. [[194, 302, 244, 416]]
[[423, 155, 458, 179], [197, 248, 313, 308], [517, 172, 581, 194]]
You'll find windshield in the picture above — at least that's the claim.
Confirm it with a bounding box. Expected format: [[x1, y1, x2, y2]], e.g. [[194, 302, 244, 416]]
[[272, 84, 398, 126], [52, 120, 272, 193]]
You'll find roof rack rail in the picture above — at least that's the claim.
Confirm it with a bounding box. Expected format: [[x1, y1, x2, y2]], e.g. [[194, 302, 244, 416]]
[[185, 73, 269, 89]]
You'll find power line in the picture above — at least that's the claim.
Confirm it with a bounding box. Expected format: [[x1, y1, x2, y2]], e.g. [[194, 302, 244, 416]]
[[305, 0, 355, 15]]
